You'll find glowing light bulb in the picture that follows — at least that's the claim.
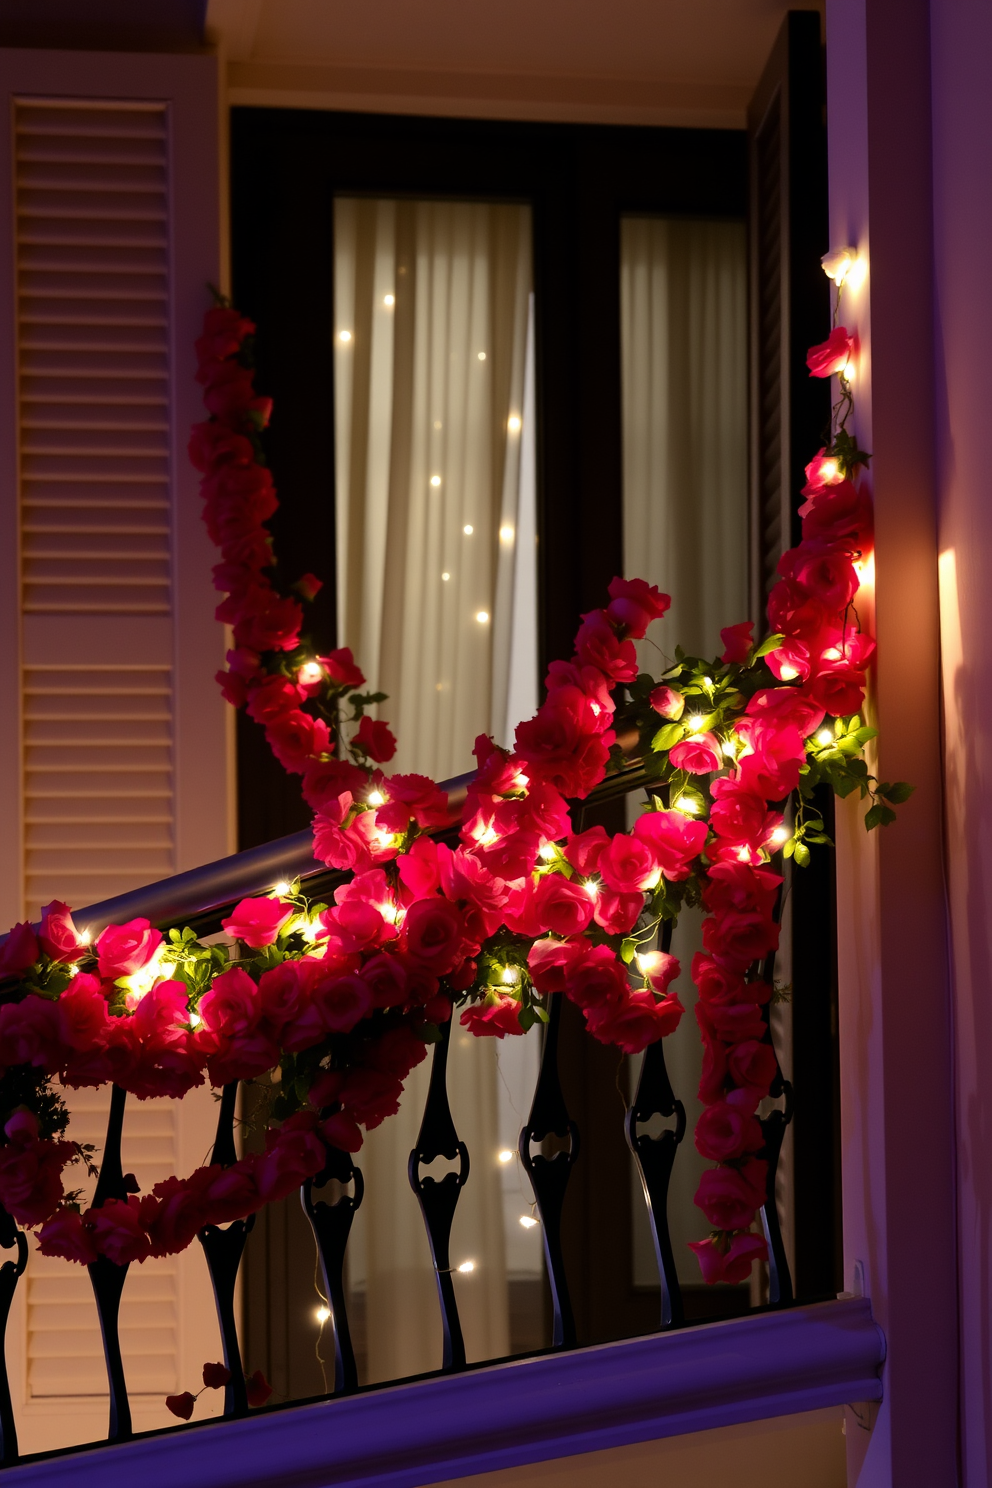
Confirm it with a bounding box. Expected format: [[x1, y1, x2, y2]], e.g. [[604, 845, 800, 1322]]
[[817, 728, 834, 746], [316, 1306, 331, 1324], [583, 877, 600, 899], [702, 676, 713, 689], [189, 1011, 202, 1028], [79, 929, 92, 945], [378, 903, 398, 924], [299, 661, 322, 684], [463, 524, 474, 535], [513, 772, 529, 789], [721, 739, 737, 758], [476, 825, 499, 847], [338, 330, 352, 343], [476, 610, 490, 624], [674, 795, 699, 813], [500, 525, 514, 543], [686, 714, 706, 731], [635, 951, 664, 977], [67, 964, 79, 978], [770, 826, 789, 846], [821, 645, 842, 661], [501, 965, 521, 985], [430, 474, 442, 487], [457, 1260, 476, 1273], [477, 351, 486, 361], [820, 458, 840, 483], [368, 789, 385, 807], [383, 293, 395, 306], [846, 255, 867, 292], [375, 831, 394, 848], [779, 664, 799, 681], [519, 1215, 538, 1229], [498, 1149, 514, 1163], [507, 414, 521, 432], [821, 246, 856, 284], [737, 846, 752, 862], [842, 360, 856, 383], [539, 843, 557, 861], [273, 882, 290, 896], [441, 571, 450, 581]]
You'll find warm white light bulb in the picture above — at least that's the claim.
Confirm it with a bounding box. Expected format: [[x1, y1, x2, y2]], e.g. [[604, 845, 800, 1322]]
[[721, 739, 737, 758], [513, 772, 529, 789], [457, 1260, 476, 1273], [273, 882, 290, 896], [338, 330, 352, 343], [476, 610, 490, 624], [500, 525, 514, 543], [441, 571, 450, 581], [519, 1215, 538, 1229], [816, 729, 834, 746], [430, 475, 442, 487], [316, 1306, 331, 1324], [299, 661, 322, 683], [842, 360, 856, 383], [779, 665, 799, 681], [463, 524, 474, 535], [498, 1149, 514, 1163], [583, 877, 600, 899], [770, 826, 789, 846], [821, 645, 842, 661], [501, 965, 520, 984], [383, 293, 395, 306], [539, 843, 557, 861], [821, 246, 856, 284], [674, 795, 699, 813], [507, 414, 521, 432], [79, 929, 92, 945], [368, 789, 385, 807], [686, 714, 706, 731], [478, 351, 486, 361], [189, 1011, 201, 1027]]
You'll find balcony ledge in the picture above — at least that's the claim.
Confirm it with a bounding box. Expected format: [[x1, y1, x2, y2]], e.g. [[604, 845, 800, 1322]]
[[7, 1297, 884, 1488]]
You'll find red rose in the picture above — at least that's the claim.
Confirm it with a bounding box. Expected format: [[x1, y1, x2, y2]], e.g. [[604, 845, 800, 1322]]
[[87, 1196, 152, 1266], [0, 995, 62, 1072], [736, 718, 807, 800], [0, 923, 39, 979], [694, 1101, 764, 1162], [573, 610, 638, 682], [806, 665, 866, 716], [562, 943, 628, 1013], [0, 1119, 73, 1225], [649, 685, 685, 721], [669, 731, 722, 775], [302, 758, 368, 812], [366, 1024, 429, 1078], [806, 326, 856, 378], [360, 953, 409, 1009], [605, 577, 670, 638], [378, 774, 450, 834], [592, 888, 643, 936], [197, 967, 260, 1041], [265, 709, 330, 774], [256, 962, 308, 1040], [39, 901, 86, 963], [698, 1030, 729, 1104], [188, 420, 255, 474], [708, 778, 769, 843], [727, 1039, 778, 1099], [196, 306, 255, 361], [691, 953, 755, 1006], [694, 1159, 768, 1230], [766, 578, 831, 642], [401, 898, 465, 976], [515, 692, 612, 798], [221, 895, 293, 948], [216, 586, 303, 654], [37, 1208, 99, 1265], [563, 825, 610, 875], [632, 809, 707, 881], [745, 687, 825, 738], [245, 675, 302, 725], [528, 936, 588, 994], [352, 715, 397, 763], [696, 999, 766, 1045], [779, 540, 859, 611], [321, 647, 366, 689], [702, 862, 781, 918], [245, 1370, 273, 1409], [702, 910, 779, 969], [766, 638, 811, 683], [635, 950, 680, 994], [503, 874, 594, 939], [720, 621, 754, 664], [585, 988, 683, 1053], [56, 977, 112, 1053], [800, 480, 873, 548], [95, 918, 163, 980], [437, 845, 509, 942], [460, 995, 523, 1038], [688, 1233, 767, 1285]]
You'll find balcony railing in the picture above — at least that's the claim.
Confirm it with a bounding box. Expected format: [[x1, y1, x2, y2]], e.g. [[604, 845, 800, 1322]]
[[0, 756, 885, 1481]]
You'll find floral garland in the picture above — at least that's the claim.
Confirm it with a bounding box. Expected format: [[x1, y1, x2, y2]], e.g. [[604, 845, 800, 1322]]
[[0, 279, 909, 1295]]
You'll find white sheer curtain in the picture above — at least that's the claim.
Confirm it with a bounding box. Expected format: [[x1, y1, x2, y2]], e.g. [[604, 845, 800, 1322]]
[[333, 197, 538, 1380], [621, 217, 751, 1286], [621, 216, 748, 664]]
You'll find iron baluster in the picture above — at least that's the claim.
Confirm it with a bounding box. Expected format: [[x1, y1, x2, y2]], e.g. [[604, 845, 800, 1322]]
[[519, 992, 578, 1349], [197, 1081, 252, 1416], [87, 1083, 132, 1441], [756, 928, 795, 1305], [302, 1145, 363, 1395], [0, 1205, 27, 1465], [624, 921, 685, 1327], [408, 1017, 468, 1371]]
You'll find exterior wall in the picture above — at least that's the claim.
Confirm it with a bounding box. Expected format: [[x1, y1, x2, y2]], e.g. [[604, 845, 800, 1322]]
[[930, 2, 992, 1485]]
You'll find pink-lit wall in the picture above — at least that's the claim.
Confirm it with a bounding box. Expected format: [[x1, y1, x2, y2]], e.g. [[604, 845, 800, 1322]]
[[826, 1, 958, 1484]]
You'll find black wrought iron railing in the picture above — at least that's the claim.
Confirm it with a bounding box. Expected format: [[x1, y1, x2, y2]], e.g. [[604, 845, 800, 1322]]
[[0, 751, 797, 1465]]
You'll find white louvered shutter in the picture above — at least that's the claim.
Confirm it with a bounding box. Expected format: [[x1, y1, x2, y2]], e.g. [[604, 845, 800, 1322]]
[[0, 52, 233, 1452]]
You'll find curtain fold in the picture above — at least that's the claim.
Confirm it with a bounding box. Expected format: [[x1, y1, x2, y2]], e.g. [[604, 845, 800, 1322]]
[[334, 197, 534, 1381]]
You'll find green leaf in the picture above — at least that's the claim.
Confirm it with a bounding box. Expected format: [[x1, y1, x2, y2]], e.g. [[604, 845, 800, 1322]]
[[864, 802, 897, 831], [651, 722, 684, 752], [782, 838, 796, 859], [753, 633, 785, 659], [879, 781, 915, 804], [853, 726, 879, 745], [793, 841, 811, 867], [620, 938, 637, 965]]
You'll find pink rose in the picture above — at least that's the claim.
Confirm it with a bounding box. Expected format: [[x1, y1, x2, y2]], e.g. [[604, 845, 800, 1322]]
[[694, 1101, 764, 1162], [265, 709, 330, 774], [632, 809, 707, 881], [302, 758, 368, 812], [800, 480, 873, 549], [377, 774, 450, 834], [605, 577, 670, 638], [256, 962, 308, 1040], [401, 898, 465, 976], [598, 833, 661, 895], [720, 621, 754, 664], [39, 902, 86, 963], [0, 923, 39, 979], [669, 731, 722, 775], [515, 693, 612, 798], [0, 995, 62, 1072], [96, 918, 163, 979], [37, 1208, 100, 1265], [573, 611, 638, 682], [688, 1233, 767, 1285], [702, 861, 781, 917], [592, 888, 643, 936], [460, 995, 523, 1038], [563, 825, 610, 875], [585, 988, 684, 1053], [694, 1159, 768, 1230], [562, 944, 628, 1013], [806, 326, 856, 378], [528, 936, 588, 994], [779, 540, 859, 611], [361, 952, 409, 1009], [245, 675, 302, 725], [87, 1197, 152, 1266], [197, 966, 260, 1041], [221, 895, 293, 948], [649, 685, 684, 721], [352, 716, 397, 763], [503, 875, 594, 939], [696, 999, 766, 1045], [635, 950, 680, 994], [727, 1039, 778, 1099], [702, 910, 779, 969], [321, 647, 366, 689], [744, 687, 825, 739], [806, 665, 866, 716]]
